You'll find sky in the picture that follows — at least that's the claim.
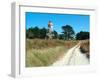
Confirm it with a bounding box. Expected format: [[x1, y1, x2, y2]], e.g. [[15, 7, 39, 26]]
[[26, 12, 90, 34]]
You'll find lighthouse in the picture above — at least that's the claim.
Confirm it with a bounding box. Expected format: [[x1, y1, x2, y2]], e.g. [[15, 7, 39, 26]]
[[48, 21, 53, 33], [47, 21, 54, 39]]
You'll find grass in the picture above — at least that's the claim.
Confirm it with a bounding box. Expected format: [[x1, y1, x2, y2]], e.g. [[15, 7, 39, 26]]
[[80, 40, 90, 58], [26, 46, 67, 67], [26, 39, 66, 50], [26, 39, 79, 67]]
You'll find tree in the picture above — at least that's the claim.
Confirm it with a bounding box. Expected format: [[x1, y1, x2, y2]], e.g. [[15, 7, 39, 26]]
[[53, 30, 58, 39], [33, 27, 40, 38], [76, 31, 89, 40], [26, 26, 40, 39], [26, 27, 34, 39], [58, 34, 65, 40], [26, 26, 48, 39], [40, 28, 47, 39], [62, 25, 75, 40]]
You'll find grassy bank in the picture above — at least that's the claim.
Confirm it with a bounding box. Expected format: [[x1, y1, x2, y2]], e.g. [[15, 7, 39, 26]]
[[80, 40, 90, 58], [26, 39, 79, 67]]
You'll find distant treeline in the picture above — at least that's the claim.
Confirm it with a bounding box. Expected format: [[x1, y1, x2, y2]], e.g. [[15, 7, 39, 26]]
[[26, 25, 89, 40]]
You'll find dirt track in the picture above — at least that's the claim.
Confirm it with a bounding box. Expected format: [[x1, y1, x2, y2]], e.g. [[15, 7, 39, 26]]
[[52, 43, 89, 66]]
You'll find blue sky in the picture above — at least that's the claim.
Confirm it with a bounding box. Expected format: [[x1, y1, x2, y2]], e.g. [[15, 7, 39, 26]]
[[26, 12, 90, 34]]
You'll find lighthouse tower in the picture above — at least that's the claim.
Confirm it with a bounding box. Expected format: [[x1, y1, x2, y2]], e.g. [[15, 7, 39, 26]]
[[48, 21, 53, 33], [47, 21, 54, 39]]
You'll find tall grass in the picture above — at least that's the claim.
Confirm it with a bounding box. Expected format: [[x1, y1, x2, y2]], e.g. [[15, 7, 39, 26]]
[[26, 39, 78, 50], [26, 46, 68, 67], [26, 39, 65, 50], [26, 39, 78, 67]]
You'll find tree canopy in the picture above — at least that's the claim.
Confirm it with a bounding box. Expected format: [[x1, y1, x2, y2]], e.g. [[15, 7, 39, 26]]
[[26, 26, 58, 39], [76, 31, 89, 40], [26, 27, 47, 39], [62, 25, 75, 40]]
